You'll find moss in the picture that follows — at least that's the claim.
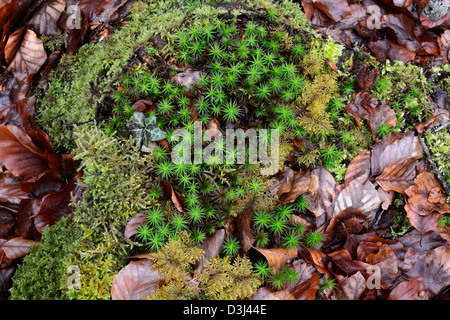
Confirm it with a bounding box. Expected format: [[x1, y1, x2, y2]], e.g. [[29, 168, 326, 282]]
[[11, 127, 153, 299], [426, 128, 450, 184]]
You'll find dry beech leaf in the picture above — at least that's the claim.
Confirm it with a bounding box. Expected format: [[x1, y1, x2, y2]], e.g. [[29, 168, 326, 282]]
[[375, 159, 426, 195], [298, 246, 330, 275], [288, 259, 320, 300], [366, 243, 398, 287], [0, 237, 38, 268], [4, 26, 27, 66], [333, 176, 381, 221], [7, 29, 47, 86], [346, 91, 378, 119], [344, 150, 371, 185], [124, 212, 147, 239], [270, 167, 295, 197], [281, 167, 337, 218], [331, 271, 366, 300], [422, 246, 450, 295], [0, 125, 50, 180], [253, 247, 298, 272], [111, 259, 165, 300], [236, 207, 254, 253], [31, 0, 66, 35], [311, 0, 352, 22], [405, 172, 450, 218], [366, 100, 397, 141], [0, 172, 29, 205], [371, 131, 423, 177], [388, 277, 430, 300]]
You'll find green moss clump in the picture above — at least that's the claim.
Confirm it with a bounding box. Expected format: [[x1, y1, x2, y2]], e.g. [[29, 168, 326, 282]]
[[145, 234, 262, 300], [11, 127, 153, 299], [426, 128, 450, 184]]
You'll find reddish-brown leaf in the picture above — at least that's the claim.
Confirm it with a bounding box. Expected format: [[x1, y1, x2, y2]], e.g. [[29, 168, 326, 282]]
[[356, 65, 378, 91], [422, 246, 450, 295], [19, 168, 63, 198], [161, 180, 185, 213], [0, 237, 38, 268], [371, 131, 423, 177], [111, 259, 165, 300], [405, 172, 450, 217], [310, 0, 352, 22], [270, 167, 295, 197], [346, 91, 378, 119], [376, 159, 427, 195], [6, 29, 47, 88], [366, 100, 397, 141], [388, 277, 430, 300], [236, 207, 254, 253], [298, 246, 330, 275], [253, 247, 298, 272], [37, 176, 78, 226], [0, 171, 29, 205], [288, 259, 320, 300], [124, 212, 147, 239], [331, 271, 366, 300], [344, 150, 371, 185], [0, 125, 50, 180], [366, 243, 398, 287], [30, 0, 66, 35]]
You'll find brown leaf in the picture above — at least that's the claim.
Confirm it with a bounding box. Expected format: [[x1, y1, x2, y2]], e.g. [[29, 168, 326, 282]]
[[288, 259, 320, 300], [344, 150, 371, 185], [270, 167, 295, 197], [282, 167, 338, 218], [376, 159, 426, 195], [366, 100, 397, 141], [161, 179, 184, 212], [6, 29, 47, 89], [366, 243, 398, 287], [0, 205, 16, 239], [405, 172, 450, 217], [236, 207, 254, 253], [0, 237, 38, 268], [388, 278, 430, 300], [422, 246, 450, 295], [19, 168, 63, 198], [37, 176, 78, 226], [111, 259, 165, 300], [333, 177, 381, 221], [380, 14, 421, 53], [0, 171, 29, 205], [371, 131, 423, 177], [196, 229, 225, 274], [30, 0, 66, 35], [331, 271, 366, 300], [4, 26, 27, 66], [124, 212, 147, 239], [0, 125, 50, 180], [346, 91, 378, 119], [311, 0, 352, 22], [298, 246, 330, 275], [253, 247, 298, 272], [356, 65, 378, 91], [0, 265, 15, 300]]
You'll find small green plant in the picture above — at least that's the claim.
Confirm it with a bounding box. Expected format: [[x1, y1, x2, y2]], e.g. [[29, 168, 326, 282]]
[[127, 112, 166, 148], [303, 230, 324, 249]]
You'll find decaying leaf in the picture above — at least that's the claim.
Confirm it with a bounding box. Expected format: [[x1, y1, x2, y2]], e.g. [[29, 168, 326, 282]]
[[333, 176, 381, 221], [30, 0, 66, 35], [366, 243, 398, 287], [281, 167, 338, 218], [371, 131, 423, 177], [111, 259, 165, 300], [331, 271, 366, 300], [236, 207, 254, 253], [251, 287, 296, 300], [375, 159, 426, 194], [388, 277, 430, 300], [6, 29, 47, 90], [346, 91, 378, 119], [252, 247, 298, 272], [124, 212, 147, 239], [0, 237, 38, 268], [366, 100, 397, 141], [422, 246, 450, 295], [0, 125, 50, 180], [344, 150, 371, 185], [288, 259, 320, 300]]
